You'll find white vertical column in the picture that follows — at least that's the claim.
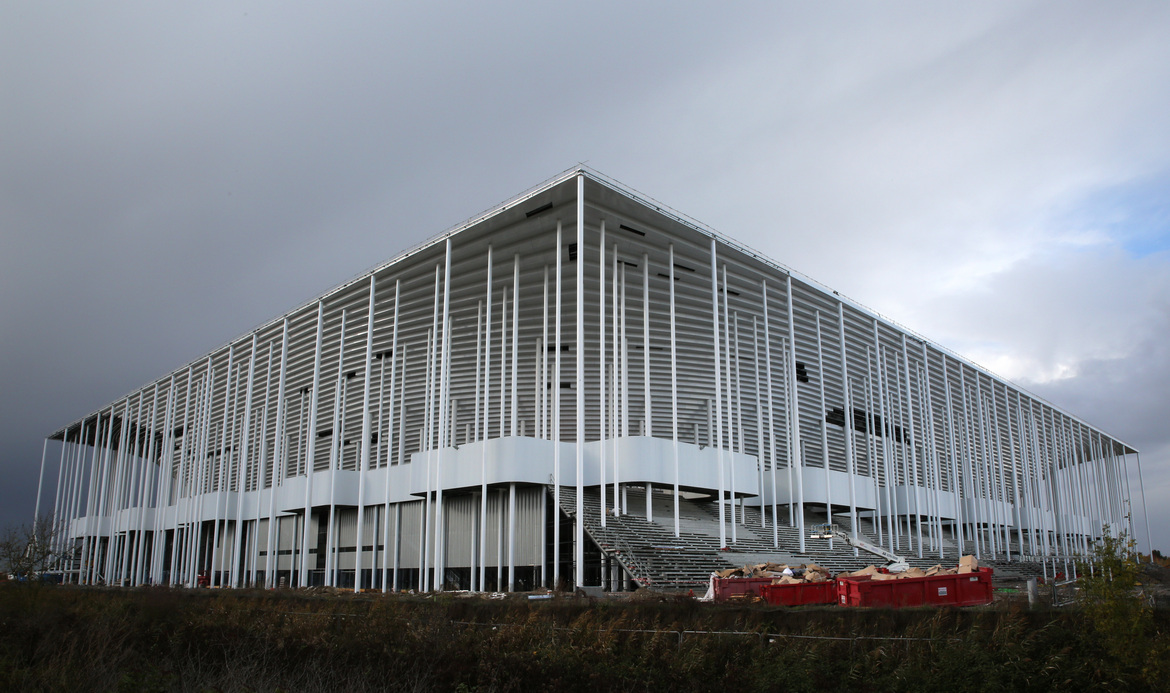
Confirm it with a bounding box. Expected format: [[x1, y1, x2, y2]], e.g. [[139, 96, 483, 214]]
[[511, 254, 520, 439], [620, 262, 627, 513], [299, 303, 325, 587], [642, 251, 651, 522], [669, 244, 680, 538], [437, 243, 453, 589], [355, 275, 378, 593], [250, 339, 273, 586], [553, 222, 563, 588], [786, 276, 804, 551], [210, 347, 235, 587], [722, 268, 736, 542], [380, 281, 400, 592], [599, 226, 607, 529], [34, 439, 48, 532], [480, 247, 492, 591], [710, 239, 726, 548], [228, 336, 258, 587], [265, 321, 289, 587], [542, 266, 550, 441], [611, 246, 619, 517], [814, 312, 832, 548], [575, 173, 585, 588], [838, 304, 858, 550], [326, 310, 349, 587], [753, 317, 764, 525], [900, 336, 923, 558], [761, 282, 779, 545], [133, 385, 161, 585]]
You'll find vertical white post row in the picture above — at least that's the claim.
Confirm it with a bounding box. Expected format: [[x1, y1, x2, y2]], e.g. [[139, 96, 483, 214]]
[[900, 336, 923, 558], [511, 254, 520, 439], [814, 312, 831, 548], [509, 253, 520, 591], [753, 317, 765, 525], [612, 246, 619, 517], [553, 222, 563, 588], [133, 385, 161, 584], [669, 245, 680, 538], [170, 370, 192, 585], [761, 281, 778, 545], [575, 173, 586, 589], [480, 247, 492, 592], [722, 268, 737, 541], [786, 275, 805, 551], [299, 303, 324, 587], [619, 263, 627, 514], [994, 387, 1014, 558], [838, 304, 858, 551], [599, 226, 607, 529], [354, 275, 378, 593], [710, 239, 726, 549], [325, 310, 348, 588], [266, 321, 289, 587], [642, 252, 651, 522], [211, 348, 236, 587], [438, 243, 453, 590], [34, 440, 48, 533], [542, 265, 550, 443], [253, 337, 274, 586], [865, 354, 882, 546], [729, 305, 740, 535], [229, 336, 258, 587], [380, 281, 400, 592]]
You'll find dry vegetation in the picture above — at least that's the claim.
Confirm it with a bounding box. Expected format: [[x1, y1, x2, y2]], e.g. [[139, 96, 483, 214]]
[[0, 583, 1167, 692]]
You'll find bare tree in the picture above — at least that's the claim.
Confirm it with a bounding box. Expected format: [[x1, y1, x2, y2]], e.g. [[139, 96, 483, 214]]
[[0, 514, 62, 582]]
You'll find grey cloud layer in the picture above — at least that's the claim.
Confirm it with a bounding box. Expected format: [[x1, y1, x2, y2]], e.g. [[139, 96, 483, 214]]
[[2, 1, 1167, 551]]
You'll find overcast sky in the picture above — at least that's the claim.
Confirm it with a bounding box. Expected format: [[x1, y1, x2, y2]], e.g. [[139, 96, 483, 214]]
[[3, 2, 1167, 555]]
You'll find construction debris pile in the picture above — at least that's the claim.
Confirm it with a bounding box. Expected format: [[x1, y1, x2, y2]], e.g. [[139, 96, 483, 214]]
[[715, 562, 833, 584], [837, 555, 980, 581]]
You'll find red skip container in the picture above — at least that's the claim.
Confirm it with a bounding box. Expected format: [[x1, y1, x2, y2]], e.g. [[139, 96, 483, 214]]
[[836, 567, 994, 608], [759, 580, 838, 606], [712, 577, 775, 602]]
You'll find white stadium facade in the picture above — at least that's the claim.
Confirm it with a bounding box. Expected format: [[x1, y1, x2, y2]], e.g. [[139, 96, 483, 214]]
[[35, 168, 1151, 591]]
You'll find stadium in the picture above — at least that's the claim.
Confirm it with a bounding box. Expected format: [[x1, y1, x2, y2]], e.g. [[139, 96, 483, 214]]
[[35, 168, 1148, 592]]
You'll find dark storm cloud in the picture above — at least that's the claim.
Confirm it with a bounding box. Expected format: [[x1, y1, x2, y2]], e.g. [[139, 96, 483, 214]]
[[3, 2, 1169, 553]]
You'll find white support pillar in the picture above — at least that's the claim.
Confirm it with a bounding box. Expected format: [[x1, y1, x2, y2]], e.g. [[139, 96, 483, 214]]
[[669, 244, 680, 538], [34, 439, 48, 532], [355, 275, 378, 593], [786, 275, 805, 551], [480, 247, 492, 592], [437, 242, 453, 590], [250, 338, 274, 586], [600, 226, 608, 529], [381, 281, 400, 592], [723, 269, 739, 542], [575, 173, 585, 588], [814, 312, 832, 548], [642, 251, 651, 523], [760, 280, 778, 545], [900, 336, 923, 558], [710, 240, 726, 549], [553, 222, 563, 588], [838, 304, 858, 551], [753, 317, 765, 527], [299, 303, 325, 587]]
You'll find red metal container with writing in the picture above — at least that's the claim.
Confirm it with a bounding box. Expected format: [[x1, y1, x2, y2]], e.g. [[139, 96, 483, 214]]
[[759, 580, 838, 606], [836, 567, 994, 608], [712, 577, 775, 602]]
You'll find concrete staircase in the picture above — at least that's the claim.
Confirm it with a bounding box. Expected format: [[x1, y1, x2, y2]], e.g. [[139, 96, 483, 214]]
[[551, 485, 1013, 591]]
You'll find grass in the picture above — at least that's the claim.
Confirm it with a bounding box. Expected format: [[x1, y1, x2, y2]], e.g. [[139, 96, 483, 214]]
[[0, 584, 1166, 692]]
